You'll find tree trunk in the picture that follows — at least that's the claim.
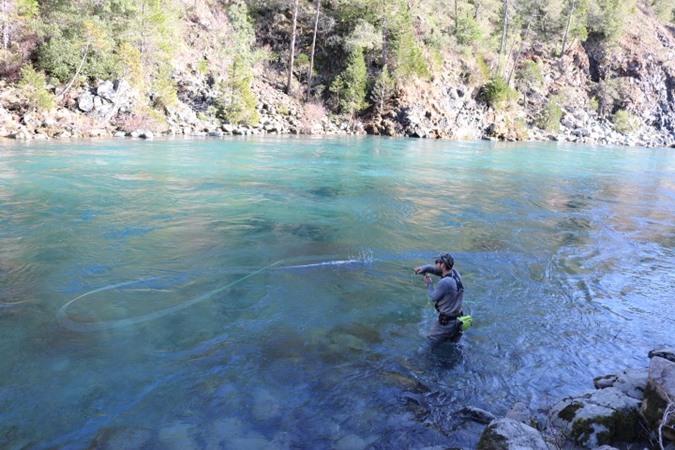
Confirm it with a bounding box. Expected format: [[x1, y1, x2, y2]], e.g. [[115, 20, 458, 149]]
[[2, 0, 9, 51], [454, 0, 458, 36], [286, 0, 299, 95], [507, 23, 530, 86], [381, 14, 387, 66], [59, 41, 91, 101], [307, 0, 321, 101], [560, 0, 576, 58], [499, 0, 509, 57]]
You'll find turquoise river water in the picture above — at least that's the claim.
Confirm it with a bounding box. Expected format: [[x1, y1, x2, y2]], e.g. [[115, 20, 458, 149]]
[[0, 136, 673, 449]]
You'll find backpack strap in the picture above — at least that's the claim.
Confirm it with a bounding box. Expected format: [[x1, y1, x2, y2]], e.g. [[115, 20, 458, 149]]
[[435, 270, 464, 311]]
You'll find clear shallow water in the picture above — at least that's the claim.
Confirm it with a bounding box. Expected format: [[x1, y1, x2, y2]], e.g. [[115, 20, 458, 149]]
[[0, 136, 673, 449]]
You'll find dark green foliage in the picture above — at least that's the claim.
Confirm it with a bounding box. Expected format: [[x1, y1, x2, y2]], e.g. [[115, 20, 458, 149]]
[[455, 15, 483, 46], [479, 76, 518, 109], [18, 64, 56, 111], [612, 109, 638, 134], [393, 29, 430, 80], [587, 0, 635, 40], [35, 33, 83, 82], [515, 60, 543, 89], [217, 57, 259, 126], [371, 64, 396, 114], [330, 46, 368, 114], [537, 94, 564, 133]]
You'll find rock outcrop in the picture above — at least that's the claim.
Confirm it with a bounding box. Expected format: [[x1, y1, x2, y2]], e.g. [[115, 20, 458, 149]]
[[473, 348, 675, 449], [1, 4, 673, 148]]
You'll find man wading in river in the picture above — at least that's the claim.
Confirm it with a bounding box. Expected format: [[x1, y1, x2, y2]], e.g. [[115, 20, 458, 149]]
[[414, 253, 465, 346]]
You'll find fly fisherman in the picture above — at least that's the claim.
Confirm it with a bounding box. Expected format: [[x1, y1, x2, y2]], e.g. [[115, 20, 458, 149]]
[[414, 253, 465, 346]]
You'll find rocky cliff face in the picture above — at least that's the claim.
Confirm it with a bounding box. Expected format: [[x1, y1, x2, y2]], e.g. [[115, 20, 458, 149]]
[[365, 9, 675, 148], [2, 5, 674, 148]]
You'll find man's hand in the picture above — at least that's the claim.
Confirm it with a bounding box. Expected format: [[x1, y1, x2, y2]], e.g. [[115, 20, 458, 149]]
[[414, 266, 424, 274], [423, 275, 432, 285]]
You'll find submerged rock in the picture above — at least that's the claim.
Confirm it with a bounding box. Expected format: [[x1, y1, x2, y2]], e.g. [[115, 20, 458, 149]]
[[458, 406, 497, 425]]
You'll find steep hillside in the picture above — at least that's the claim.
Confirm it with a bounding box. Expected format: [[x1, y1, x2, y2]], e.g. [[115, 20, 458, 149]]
[[1, 0, 674, 147]]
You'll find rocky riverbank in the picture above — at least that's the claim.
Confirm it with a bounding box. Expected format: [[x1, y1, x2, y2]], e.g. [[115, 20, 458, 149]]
[[474, 347, 675, 450], [2, 15, 674, 149]]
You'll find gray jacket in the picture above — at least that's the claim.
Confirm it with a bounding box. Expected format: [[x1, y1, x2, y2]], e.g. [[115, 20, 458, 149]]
[[419, 265, 464, 317]]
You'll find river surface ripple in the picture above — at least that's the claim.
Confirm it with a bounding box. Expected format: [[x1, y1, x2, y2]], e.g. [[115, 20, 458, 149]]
[[0, 137, 673, 449]]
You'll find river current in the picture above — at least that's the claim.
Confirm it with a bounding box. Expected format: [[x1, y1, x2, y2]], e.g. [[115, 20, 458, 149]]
[[0, 136, 673, 449]]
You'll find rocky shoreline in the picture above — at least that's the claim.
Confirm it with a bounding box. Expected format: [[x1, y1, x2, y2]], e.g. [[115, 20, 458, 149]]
[[2, 39, 674, 149], [473, 347, 675, 450], [2, 79, 673, 149]]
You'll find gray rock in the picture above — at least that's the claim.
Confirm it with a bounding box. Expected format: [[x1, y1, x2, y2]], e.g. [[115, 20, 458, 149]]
[[594, 368, 648, 399], [458, 406, 497, 424], [78, 93, 95, 112], [505, 402, 532, 424], [477, 418, 550, 450], [641, 356, 675, 443], [549, 387, 641, 448], [97, 81, 116, 102], [561, 115, 577, 128], [649, 347, 675, 363], [11, 129, 31, 140]]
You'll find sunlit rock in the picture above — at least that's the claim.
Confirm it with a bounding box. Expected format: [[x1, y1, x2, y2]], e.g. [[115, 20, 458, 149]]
[[593, 368, 647, 399], [78, 93, 95, 113], [548, 387, 641, 448], [640, 353, 675, 444], [477, 418, 550, 450]]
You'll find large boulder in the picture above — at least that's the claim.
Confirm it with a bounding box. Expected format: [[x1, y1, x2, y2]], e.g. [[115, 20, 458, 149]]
[[594, 367, 648, 399], [477, 418, 551, 450], [641, 349, 675, 444], [549, 387, 642, 448]]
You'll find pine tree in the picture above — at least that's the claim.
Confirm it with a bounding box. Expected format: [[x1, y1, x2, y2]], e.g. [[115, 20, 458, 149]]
[[218, 56, 259, 126], [18, 64, 56, 111], [330, 46, 368, 115], [371, 64, 395, 115], [216, 0, 260, 126]]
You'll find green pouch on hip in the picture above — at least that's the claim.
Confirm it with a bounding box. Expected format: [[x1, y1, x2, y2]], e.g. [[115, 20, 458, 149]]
[[458, 315, 473, 331]]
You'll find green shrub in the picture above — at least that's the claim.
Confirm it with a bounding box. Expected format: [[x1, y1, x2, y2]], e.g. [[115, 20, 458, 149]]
[[537, 95, 563, 133], [589, 96, 600, 113], [36, 35, 82, 82], [152, 67, 179, 111], [217, 57, 259, 126], [371, 64, 396, 114], [330, 47, 368, 114], [515, 60, 543, 89], [197, 58, 209, 74], [612, 109, 638, 134], [18, 65, 56, 111], [476, 56, 490, 80], [455, 15, 483, 46], [479, 76, 518, 109], [393, 30, 430, 80]]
